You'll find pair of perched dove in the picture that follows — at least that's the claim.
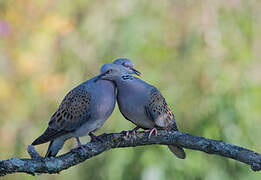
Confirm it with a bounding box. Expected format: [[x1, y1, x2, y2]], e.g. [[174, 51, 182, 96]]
[[32, 58, 186, 159]]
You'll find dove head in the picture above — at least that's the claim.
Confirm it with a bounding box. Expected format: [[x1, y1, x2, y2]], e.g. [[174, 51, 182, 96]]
[[95, 63, 131, 82], [113, 58, 141, 76]]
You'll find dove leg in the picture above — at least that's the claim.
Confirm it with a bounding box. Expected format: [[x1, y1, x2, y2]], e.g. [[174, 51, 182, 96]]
[[73, 137, 89, 153], [76, 137, 83, 147], [144, 128, 158, 139]]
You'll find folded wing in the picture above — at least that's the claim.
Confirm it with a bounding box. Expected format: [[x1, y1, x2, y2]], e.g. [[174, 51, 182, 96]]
[[32, 86, 91, 145], [145, 87, 178, 130]]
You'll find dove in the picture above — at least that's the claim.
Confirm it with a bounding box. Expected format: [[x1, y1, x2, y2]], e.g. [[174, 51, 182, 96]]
[[32, 59, 141, 157], [95, 64, 186, 159]]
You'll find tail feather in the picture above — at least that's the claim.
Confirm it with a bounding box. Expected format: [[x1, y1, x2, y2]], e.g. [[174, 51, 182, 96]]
[[168, 120, 186, 159], [45, 141, 56, 157], [32, 128, 66, 146], [32, 134, 50, 146], [45, 138, 65, 157], [168, 145, 186, 159]]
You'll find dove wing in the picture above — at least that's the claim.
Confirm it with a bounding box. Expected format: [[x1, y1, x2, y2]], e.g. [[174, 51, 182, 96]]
[[145, 88, 178, 130], [32, 86, 91, 145]]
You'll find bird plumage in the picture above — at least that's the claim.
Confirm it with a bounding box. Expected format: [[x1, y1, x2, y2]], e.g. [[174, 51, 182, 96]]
[[32, 59, 140, 157], [117, 78, 185, 159], [32, 85, 91, 146], [96, 66, 186, 159], [32, 76, 116, 157]]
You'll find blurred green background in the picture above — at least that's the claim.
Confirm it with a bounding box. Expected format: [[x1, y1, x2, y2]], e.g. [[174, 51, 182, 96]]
[[0, 0, 261, 179]]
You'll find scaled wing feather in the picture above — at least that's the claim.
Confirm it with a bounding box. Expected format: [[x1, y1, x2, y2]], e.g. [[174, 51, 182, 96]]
[[32, 86, 91, 145], [146, 88, 178, 130]]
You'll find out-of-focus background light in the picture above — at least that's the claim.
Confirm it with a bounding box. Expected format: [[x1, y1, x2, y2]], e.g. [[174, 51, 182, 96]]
[[0, 0, 260, 179]]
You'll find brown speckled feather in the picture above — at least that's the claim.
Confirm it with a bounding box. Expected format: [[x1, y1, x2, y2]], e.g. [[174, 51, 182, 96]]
[[32, 86, 91, 145], [145, 88, 185, 158], [146, 88, 178, 131]]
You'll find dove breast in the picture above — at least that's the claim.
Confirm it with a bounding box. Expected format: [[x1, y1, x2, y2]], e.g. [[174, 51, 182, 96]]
[[70, 78, 116, 137]]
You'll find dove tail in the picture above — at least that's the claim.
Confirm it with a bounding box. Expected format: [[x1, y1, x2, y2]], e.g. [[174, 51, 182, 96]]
[[45, 138, 65, 157], [168, 120, 185, 159], [45, 141, 55, 157], [168, 145, 186, 159], [32, 128, 66, 146]]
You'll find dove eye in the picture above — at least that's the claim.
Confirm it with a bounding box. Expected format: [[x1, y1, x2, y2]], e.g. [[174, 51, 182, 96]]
[[122, 62, 130, 68], [106, 69, 113, 74]]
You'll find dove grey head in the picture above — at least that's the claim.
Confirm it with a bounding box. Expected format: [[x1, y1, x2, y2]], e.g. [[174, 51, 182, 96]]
[[113, 58, 141, 76], [95, 63, 131, 82]]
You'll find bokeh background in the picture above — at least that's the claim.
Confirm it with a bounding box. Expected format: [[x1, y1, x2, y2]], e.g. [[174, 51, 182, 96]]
[[0, 0, 261, 179]]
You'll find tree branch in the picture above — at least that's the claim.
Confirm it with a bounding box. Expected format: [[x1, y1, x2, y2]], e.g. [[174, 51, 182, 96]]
[[0, 130, 261, 176]]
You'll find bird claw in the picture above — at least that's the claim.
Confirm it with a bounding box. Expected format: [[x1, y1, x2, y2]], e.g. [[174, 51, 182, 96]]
[[124, 127, 140, 138], [144, 128, 158, 139], [89, 133, 105, 143], [72, 144, 88, 154], [124, 131, 134, 139], [72, 137, 90, 154]]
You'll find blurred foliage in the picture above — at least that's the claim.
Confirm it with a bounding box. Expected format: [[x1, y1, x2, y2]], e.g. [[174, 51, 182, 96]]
[[0, 0, 261, 179]]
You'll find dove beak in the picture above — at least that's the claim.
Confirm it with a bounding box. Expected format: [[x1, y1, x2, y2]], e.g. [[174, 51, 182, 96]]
[[131, 68, 141, 76], [94, 72, 106, 82]]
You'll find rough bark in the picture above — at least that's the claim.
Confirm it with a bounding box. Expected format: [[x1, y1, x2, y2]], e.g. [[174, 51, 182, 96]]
[[0, 130, 261, 176]]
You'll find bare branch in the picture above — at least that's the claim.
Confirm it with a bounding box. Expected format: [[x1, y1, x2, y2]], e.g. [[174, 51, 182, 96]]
[[0, 130, 261, 176]]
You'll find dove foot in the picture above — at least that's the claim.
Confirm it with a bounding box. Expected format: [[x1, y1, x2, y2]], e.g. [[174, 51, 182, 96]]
[[89, 132, 105, 143], [72, 145, 90, 154], [72, 137, 90, 153], [144, 128, 158, 139], [125, 126, 140, 138]]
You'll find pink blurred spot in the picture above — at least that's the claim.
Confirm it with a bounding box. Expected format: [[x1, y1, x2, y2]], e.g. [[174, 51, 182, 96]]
[[0, 20, 11, 37]]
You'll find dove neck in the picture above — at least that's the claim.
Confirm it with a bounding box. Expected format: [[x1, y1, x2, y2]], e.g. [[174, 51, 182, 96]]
[[116, 77, 146, 94]]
